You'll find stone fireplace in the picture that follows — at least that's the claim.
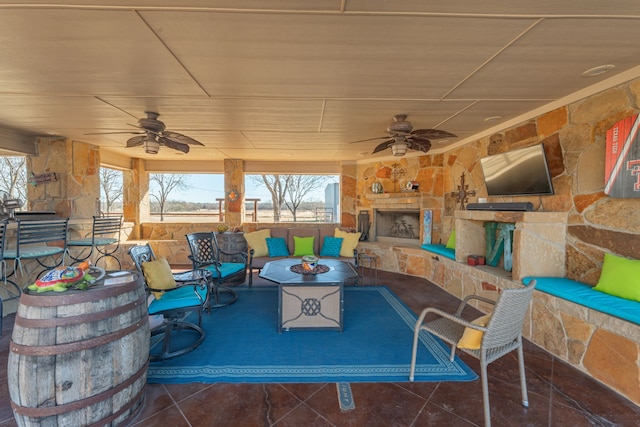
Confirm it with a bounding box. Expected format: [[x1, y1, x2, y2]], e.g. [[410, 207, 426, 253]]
[[364, 192, 424, 247]]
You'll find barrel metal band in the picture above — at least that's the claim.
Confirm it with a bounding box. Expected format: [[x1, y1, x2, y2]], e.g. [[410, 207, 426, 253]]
[[11, 358, 150, 418], [19, 274, 142, 307], [10, 320, 146, 356], [15, 294, 146, 329]]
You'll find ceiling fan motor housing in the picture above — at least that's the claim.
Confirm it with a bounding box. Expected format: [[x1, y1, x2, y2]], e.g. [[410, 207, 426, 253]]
[[387, 114, 413, 134]]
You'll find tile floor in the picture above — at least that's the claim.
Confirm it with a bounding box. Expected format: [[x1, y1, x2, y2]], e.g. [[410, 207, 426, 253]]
[[1, 270, 639, 426]]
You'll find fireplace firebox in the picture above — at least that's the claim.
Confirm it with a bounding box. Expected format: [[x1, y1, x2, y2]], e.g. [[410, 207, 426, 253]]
[[373, 209, 421, 246]]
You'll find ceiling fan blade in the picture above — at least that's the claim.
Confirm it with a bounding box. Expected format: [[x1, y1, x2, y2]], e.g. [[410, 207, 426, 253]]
[[162, 131, 204, 146], [126, 135, 146, 147], [84, 130, 144, 135], [158, 136, 190, 153], [407, 139, 432, 153], [348, 136, 389, 144], [372, 139, 395, 154], [411, 128, 457, 139]]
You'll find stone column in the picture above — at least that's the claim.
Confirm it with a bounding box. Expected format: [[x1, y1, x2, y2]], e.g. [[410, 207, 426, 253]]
[[224, 159, 244, 229], [27, 138, 100, 219], [122, 158, 149, 239], [340, 163, 357, 228]]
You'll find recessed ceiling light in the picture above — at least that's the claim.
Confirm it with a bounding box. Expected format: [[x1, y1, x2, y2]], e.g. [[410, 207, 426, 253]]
[[484, 116, 502, 122], [582, 64, 615, 77], [358, 151, 369, 157]]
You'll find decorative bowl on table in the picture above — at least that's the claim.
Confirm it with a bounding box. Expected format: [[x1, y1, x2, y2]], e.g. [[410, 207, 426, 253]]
[[302, 255, 319, 271]]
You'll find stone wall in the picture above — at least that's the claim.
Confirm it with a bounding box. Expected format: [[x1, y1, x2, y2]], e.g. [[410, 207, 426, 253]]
[[355, 77, 640, 405]]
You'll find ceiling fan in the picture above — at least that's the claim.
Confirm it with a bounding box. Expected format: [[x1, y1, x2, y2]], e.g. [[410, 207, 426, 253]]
[[86, 111, 204, 154], [350, 114, 456, 156]]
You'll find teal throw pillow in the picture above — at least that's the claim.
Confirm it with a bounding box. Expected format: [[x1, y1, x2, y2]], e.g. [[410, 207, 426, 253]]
[[320, 236, 343, 258], [446, 230, 456, 249], [266, 237, 289, 257], [293, 236, 315, 257], [593, 253, 640, 302]]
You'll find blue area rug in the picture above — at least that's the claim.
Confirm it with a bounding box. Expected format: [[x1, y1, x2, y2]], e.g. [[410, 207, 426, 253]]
[[147, 286, 478, 384]]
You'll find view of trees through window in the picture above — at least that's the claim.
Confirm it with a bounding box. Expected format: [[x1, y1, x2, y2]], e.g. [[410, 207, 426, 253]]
[[100, 167, 123, 214], [0, 156, 27, 205], [142, 173, 339, 223]]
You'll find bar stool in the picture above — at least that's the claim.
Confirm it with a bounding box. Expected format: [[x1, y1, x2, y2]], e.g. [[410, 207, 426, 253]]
[[3, 218, 69, 279], [68, 215, 123, 269], [357, 252, 378, 285]]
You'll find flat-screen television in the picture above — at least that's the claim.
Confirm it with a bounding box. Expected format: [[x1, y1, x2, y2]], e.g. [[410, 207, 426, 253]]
[[480, 144, 554, 197]]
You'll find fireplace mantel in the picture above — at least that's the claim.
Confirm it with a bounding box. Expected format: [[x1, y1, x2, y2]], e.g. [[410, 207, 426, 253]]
[[366, 192, 422, 209]]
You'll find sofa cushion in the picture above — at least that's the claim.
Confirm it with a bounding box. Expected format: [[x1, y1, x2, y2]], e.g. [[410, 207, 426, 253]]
[[446, 230, 456, 249], [141, 257, 176, 299], [421, 244, 455, 260], [266, 237, 289, 257], [293, 236, 315, 256], [287, 228, 321, 255], [334, 228, 361, 258], [244, 229, 271, 257], [320, 236, 343, 258]]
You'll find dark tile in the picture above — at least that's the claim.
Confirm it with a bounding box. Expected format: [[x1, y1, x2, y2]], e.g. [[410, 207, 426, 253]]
[[129, 406, 190, 427], [0, 377, 14, 424], [273, 403, 334, 427]]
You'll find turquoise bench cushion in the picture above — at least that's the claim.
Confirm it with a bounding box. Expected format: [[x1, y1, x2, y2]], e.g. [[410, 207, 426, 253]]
[[149, 285, 208, 314], [204, 262, 246, 278], [4, 246, 65, 259], [421, 244, 456, 260], [523, 277, 640, 325]]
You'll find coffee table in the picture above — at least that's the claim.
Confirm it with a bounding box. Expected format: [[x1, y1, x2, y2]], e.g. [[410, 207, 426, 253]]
[[259, 258, 358, 332]]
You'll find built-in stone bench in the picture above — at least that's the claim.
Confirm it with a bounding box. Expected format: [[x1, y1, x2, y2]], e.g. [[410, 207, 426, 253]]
[[523, 277, 640, 325]]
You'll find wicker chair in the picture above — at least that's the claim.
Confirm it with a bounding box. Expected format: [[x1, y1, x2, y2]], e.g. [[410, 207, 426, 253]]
[[410, 282, 536, 427]]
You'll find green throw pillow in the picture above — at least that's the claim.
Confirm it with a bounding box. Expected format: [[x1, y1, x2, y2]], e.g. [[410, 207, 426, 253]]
[[293, 236, 315, 256], [593, 253, 640, 302], [446, 230, 456, 249]]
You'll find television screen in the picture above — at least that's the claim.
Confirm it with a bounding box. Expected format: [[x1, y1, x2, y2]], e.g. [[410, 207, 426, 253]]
[[480, 144, 554, 197]]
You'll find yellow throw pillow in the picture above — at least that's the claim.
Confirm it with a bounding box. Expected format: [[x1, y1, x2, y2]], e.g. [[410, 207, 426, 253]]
[[141, 257, 176, 299], [457, 313, 491, 350], [244, 229, 271, 257], [334, 228, 361, 258]]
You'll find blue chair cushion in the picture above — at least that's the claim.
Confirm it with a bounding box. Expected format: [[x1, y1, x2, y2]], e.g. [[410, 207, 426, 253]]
[[148, 285, 208, 315], [522, 277, 640, 325], [204, 262, 246, 278], [320, 236, 343, 257], [4, 246, 65, 259], [421, 244, 455, 260]]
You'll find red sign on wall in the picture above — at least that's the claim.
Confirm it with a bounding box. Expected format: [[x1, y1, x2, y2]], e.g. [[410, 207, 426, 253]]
[[605, 114, 640, 198]]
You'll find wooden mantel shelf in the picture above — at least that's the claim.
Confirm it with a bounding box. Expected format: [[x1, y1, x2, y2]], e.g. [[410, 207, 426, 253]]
[[366, 192, 420, 199]]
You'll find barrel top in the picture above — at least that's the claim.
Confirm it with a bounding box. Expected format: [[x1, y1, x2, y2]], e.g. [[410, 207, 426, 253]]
[[20, 270, 143, 306]]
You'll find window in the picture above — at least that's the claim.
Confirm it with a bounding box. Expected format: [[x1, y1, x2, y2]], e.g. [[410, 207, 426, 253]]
[[99, 167, 123, 215], [148, 173, 224, 222], [245, 174, 339, 223], [0, 156, 27, 208]]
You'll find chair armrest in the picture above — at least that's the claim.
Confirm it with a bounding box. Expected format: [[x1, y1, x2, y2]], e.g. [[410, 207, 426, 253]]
[[188, 254, 221, 270], [416, 307, 488, 332], [218, 248, 248, 264], [454, 294, 497, 316]]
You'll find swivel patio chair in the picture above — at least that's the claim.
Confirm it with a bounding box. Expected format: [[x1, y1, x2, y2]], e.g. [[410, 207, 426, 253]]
[[410, 282, 536, 427], [68, 215, 123, 269], [186, 232, 246, 308], [128, 243, 209, 361], [4, 218, 69, 279]]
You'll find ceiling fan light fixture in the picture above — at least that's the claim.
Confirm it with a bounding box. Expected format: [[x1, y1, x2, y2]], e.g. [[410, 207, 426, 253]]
[[144, 138, 160, 154], [391, 142, 408, 156]]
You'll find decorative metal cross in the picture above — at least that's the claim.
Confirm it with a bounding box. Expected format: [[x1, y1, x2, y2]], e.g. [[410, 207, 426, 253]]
[[451, 172, 476, 210], [390, 163, 406, 193]]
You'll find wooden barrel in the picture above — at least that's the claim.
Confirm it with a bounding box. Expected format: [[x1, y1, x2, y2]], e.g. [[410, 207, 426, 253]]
[[8, 272, 149, 427]]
